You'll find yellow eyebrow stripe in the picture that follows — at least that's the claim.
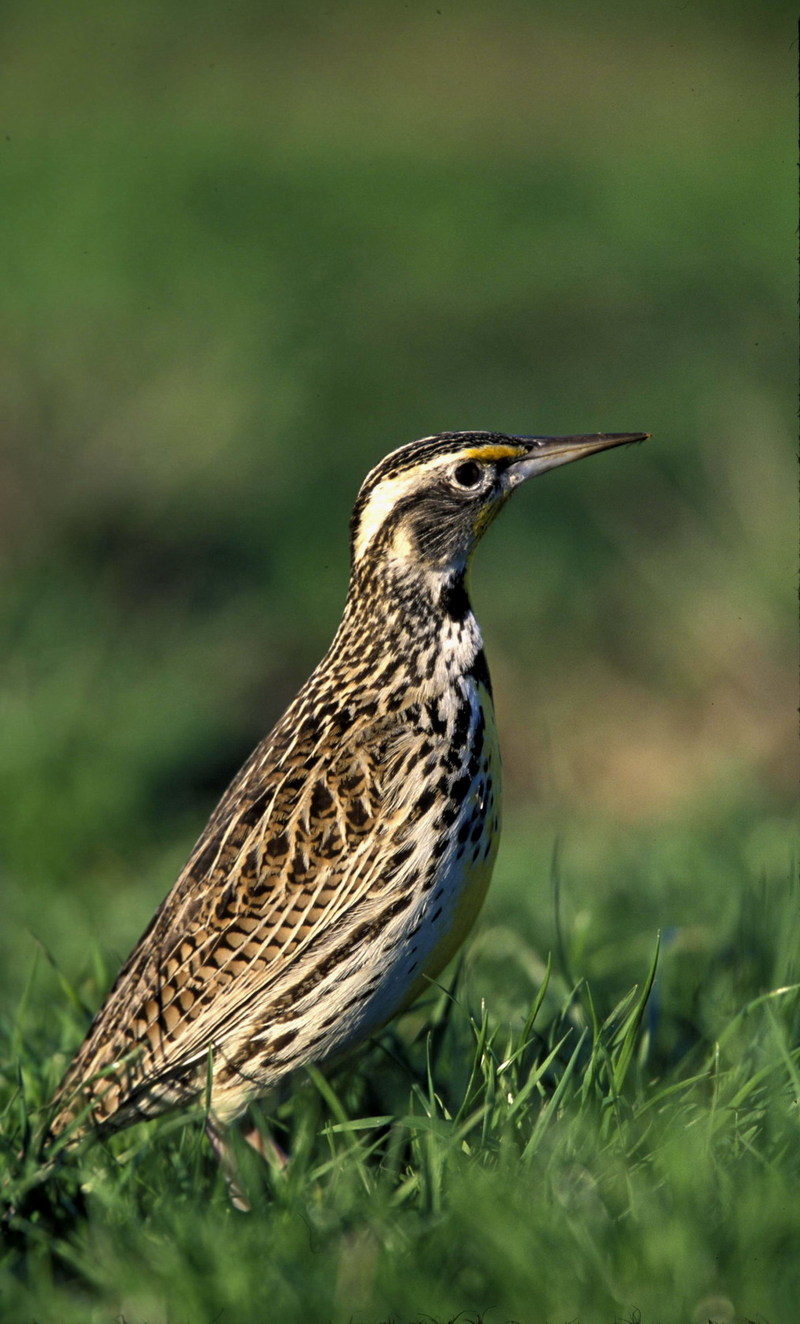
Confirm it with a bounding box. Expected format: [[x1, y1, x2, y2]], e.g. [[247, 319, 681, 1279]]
[[462, 444, 526, 463]]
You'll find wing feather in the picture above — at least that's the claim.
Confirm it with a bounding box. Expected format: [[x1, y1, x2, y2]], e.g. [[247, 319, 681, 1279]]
[[53, 702, 426, 1130]]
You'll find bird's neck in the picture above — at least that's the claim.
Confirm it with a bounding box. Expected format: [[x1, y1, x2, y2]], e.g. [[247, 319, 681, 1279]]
[[329, 559, 485, 700]]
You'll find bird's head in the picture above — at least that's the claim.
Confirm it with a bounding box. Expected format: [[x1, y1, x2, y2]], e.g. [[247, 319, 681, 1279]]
[[349, 430, 649, 578]]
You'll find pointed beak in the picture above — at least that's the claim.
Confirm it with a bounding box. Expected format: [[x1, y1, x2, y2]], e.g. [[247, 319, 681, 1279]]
[[505, 432, 650, 486]]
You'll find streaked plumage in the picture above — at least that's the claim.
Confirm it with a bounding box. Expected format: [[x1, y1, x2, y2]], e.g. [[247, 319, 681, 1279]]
[[50, 429, 647, 1148]]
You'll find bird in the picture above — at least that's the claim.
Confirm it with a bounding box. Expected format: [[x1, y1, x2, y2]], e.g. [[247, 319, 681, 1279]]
[[49, 428, 648, 1180]]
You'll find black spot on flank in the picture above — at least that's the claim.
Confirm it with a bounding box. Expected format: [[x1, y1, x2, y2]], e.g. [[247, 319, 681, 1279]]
[[317, 1011, 342, 1031], [383, 891, 415, 922], [450, 773, 472, 804], [271, 1028, 299, 1054], [438, 802, 460, 828], [415, 786, 436, 816], [440, 576, 471, 622], [466, 648, 493, 697], [427, 701, 447, 737], [453, 702, 471, 747]]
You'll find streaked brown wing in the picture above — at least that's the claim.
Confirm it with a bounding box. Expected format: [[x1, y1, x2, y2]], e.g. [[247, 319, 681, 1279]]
[[53, 705, 419, 1131]]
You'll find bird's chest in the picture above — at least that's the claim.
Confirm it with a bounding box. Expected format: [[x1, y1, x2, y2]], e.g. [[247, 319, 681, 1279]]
[[397, 676, 502, 1000]]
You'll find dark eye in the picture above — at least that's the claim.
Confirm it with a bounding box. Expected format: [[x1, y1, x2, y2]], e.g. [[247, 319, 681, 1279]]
[[452, 460, 482, 489]]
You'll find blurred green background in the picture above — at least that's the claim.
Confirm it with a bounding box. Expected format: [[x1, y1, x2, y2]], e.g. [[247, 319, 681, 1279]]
[[1, 0, 794, 1023]]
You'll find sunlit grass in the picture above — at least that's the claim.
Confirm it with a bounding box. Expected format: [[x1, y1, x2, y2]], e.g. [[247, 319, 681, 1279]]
[[3, 861, 799, 1322]]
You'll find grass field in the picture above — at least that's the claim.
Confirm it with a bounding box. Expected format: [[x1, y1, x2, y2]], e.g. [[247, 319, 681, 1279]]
[[0, 2, 796, 1321]]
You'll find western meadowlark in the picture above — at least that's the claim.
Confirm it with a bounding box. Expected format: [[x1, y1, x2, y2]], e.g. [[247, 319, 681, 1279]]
[[50, 429, 647, 1171]]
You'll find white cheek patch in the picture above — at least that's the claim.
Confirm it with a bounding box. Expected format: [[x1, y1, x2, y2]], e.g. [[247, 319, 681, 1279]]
[[353, 472, 418, 562], [390, 522, 416, 560]]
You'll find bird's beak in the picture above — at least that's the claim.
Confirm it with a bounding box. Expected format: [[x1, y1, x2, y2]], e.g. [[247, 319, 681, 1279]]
[[505, 432, 650, 487]]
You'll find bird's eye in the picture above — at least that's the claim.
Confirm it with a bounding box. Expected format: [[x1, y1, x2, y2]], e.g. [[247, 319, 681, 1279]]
[[452, 460, 483, 489]]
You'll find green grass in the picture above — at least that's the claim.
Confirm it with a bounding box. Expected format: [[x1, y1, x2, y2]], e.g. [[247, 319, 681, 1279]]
[[0, 1, 795, 1320], [3, 857, 799, 1322]]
